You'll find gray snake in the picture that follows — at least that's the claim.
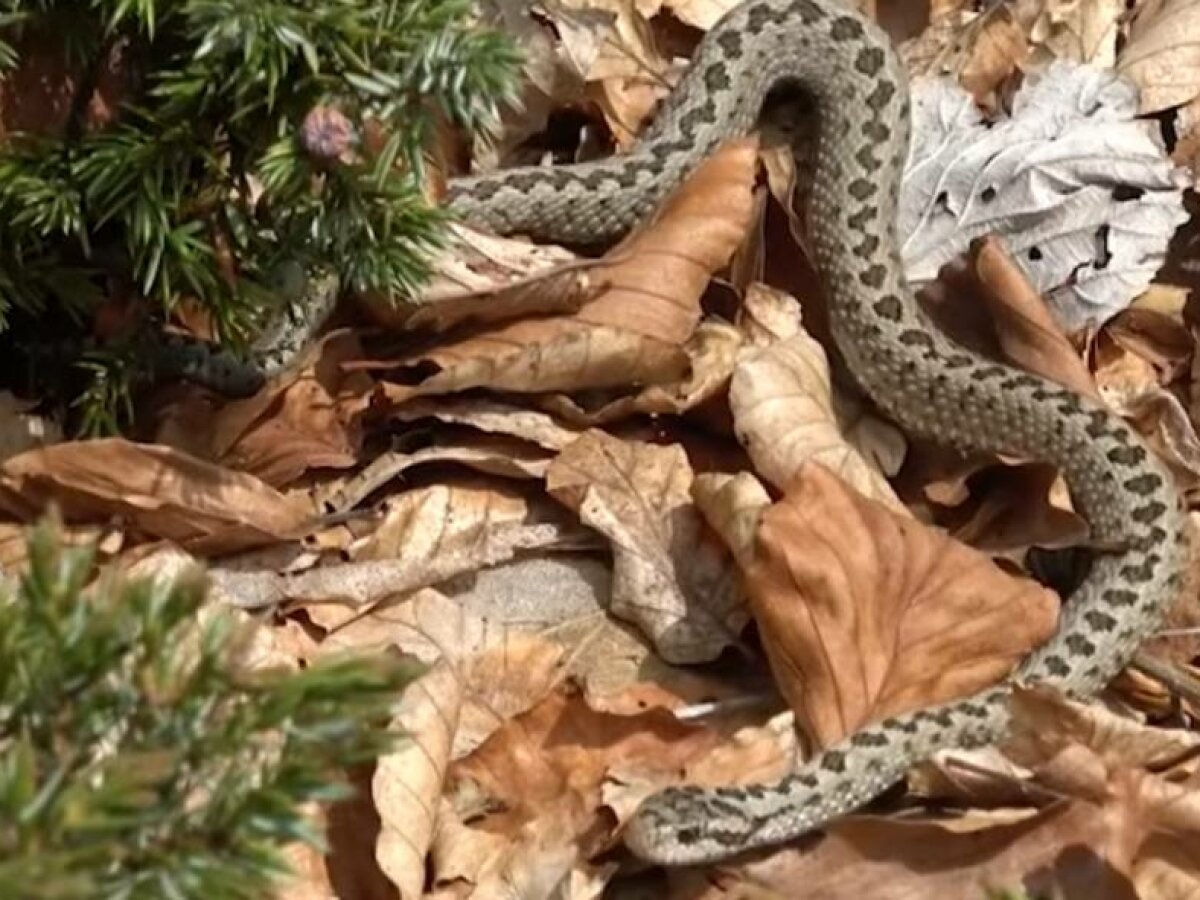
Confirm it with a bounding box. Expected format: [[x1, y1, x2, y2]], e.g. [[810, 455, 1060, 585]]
[[204, 0, 1189, 866], [445, 0, 1189, 866]]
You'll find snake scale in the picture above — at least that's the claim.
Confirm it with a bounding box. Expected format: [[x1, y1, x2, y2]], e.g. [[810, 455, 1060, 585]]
[[445, 0, 1191, 866]]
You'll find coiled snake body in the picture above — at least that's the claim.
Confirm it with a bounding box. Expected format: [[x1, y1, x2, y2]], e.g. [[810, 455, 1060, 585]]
[[232, 0, 1186, 866], [446, 0, 1190, 865]]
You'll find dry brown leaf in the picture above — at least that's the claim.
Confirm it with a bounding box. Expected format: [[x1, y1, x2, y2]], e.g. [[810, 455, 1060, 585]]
[[0, 439, 312, 555], [928, 460, 1089, 556], [362, 224, 593, 334], [576, 137, 759, 344], [1005, 684, 1200, 775], [325, 588, 570, 755], [193, 330, 373, 487], [374, 659, 464, 899], [1024, 0, 1123, 68], [210, 482, 578, 621], [546, 429, 747, 663], [1104, 308, 1192, 383], [388, 397, 584, 451], [449, 686, 720, 858], [536, 320, 744, 425], [379, 139, 758, 407], [664, 0, 739, 30], [692, 470, 772, 570], [379, 317, 689, 406], [1119, 0, 1200, 114], [728, 289, 905, 512], [670, 803, 1143, 900], [959, 11, 1029, 102], [319, 438, 552, 514], [972, 236, 1100, 401], [746, 463, 1060, 748]]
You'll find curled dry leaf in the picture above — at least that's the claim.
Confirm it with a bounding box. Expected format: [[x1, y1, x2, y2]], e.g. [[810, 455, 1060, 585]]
[[0, 438, 311, 555], [931, 460, 1089, 556], [448, 686, 720, 868], [388, 397, 584, 452], [728, 286, 905, 512], [374, 659, 464, 900], [546, 429, 747, 664], [378, 139, 758, 407], [1023, 0, 1123, 69], [746, 463, 1060, 748], [971, 236, 1099, 401], [210, 482, 577, 620], [1118, 0, 1200, 114], [574, 136, 759, 344], [319, 437, 552, 515], [691, 470, 772, 570], [364, 224, 593, 334], [1005, 684, 1200, 775], [179, 331, 373, 487], [535, 320, 744, 425]]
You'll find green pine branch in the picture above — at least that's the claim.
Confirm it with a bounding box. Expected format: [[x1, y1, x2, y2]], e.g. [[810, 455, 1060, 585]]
[[0, 0, 520, 425], [0, 520, 421, 899]]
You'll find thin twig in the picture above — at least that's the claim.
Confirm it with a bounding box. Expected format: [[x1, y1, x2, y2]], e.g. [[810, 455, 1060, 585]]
[[1131, 650, 1200, 709]]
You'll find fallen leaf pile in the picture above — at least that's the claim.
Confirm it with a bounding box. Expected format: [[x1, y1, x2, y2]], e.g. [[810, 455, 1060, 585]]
[[7, 0, 1200, 897]]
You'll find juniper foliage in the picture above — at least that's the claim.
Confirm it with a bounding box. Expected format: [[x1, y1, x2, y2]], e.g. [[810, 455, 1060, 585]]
[[0, 0, 519, 425], [0, 522, 421, 899]]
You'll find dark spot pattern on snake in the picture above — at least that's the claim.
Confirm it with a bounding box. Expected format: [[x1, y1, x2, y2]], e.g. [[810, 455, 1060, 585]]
[[438, 0, 1189, 867]]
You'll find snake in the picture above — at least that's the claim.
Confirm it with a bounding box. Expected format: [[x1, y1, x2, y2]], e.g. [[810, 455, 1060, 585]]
[[442, 0, 1191, 867], [158, 0, 1187, 865]]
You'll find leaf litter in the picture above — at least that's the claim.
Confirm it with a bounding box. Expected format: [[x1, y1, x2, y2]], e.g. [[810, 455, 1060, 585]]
[[5, 0, 1200, 897]]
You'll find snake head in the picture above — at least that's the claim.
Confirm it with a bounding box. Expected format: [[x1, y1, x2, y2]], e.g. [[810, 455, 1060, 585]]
[[623, 785, 774, 866]]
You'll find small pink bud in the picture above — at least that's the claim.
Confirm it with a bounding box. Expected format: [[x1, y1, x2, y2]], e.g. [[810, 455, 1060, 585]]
[[300, 105, 356, 163]]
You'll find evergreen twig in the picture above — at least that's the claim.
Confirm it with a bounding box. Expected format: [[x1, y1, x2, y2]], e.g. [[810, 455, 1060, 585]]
[[0, 519, 421, 898]]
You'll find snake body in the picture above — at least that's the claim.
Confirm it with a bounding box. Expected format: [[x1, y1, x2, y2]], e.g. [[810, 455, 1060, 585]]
[[154, 0, 1186, 864], [444, 0, 1189, 866]]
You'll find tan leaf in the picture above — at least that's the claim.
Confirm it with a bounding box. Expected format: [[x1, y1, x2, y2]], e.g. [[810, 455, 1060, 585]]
[[379, 318, 689, 405], [1005, 684, 1200, 775], [746, 463, 1059, 748], [362, 225, 594, 334], [0, 439, 312, 555], [374, 659, 464, 900], [1119, 0, 1200, 114], [728, 289, 905, 512], [319, 438, 552, 514], [691, 470, 772, 570], [449, 686, 719, 853], [926, 460, 1088, 556], [960, 12, 1029, 102], [535, 320, 744, 425], [187, 331, 373, 487], [379, 139, 758, 406], [388, 397, 584, 451], [1103, 307, 1192, 382], [663, 0, 740, 30], [546, 430, 747, 664], [971, 236, 1100, 401], [573, 137, 759, 344], [210, 482, 578, 622], [1025, 0, 1123, 68], [325, 588, 569, 755], [673, 803, 1145, 900]]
